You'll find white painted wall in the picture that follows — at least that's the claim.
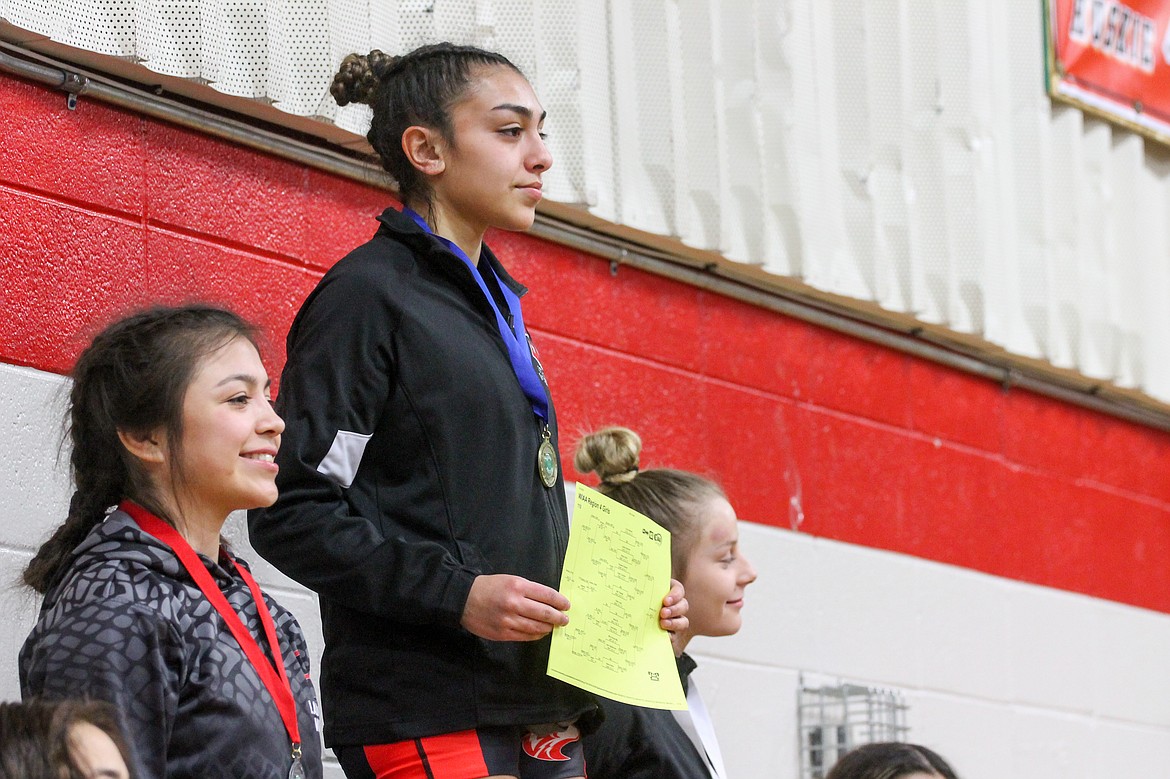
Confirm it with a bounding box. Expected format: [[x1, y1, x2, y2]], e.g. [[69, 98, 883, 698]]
[[693, 522, 1170, 778], [4, 362, 1169, 779]]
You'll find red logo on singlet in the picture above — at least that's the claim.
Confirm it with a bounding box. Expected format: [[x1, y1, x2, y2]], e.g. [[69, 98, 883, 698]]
[[522, 725, 580, 762]]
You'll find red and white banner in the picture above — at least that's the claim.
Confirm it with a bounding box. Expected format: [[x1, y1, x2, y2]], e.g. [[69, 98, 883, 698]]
[[1045, 0, 1170, 144]]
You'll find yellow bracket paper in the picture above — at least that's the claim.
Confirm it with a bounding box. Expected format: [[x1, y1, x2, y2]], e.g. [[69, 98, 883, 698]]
[[547, 484, 687, 710]]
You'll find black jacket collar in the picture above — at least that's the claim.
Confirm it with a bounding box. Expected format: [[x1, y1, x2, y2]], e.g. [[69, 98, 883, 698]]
[[375, 206, 529, 297]]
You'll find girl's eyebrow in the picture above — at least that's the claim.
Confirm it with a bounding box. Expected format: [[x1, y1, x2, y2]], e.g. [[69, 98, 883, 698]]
[[491, 103, 547, 122], [215, 374, 271, 390]]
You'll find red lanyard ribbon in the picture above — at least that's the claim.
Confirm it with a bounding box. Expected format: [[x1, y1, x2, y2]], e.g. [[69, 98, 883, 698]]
[[122, 501, 301, 754]]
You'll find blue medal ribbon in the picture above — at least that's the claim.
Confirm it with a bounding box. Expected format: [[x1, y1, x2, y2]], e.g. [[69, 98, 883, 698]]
[[403, 208, 550, 424]]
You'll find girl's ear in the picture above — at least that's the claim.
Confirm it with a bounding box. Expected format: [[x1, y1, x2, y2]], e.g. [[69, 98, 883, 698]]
[[401, 125, 447, 176], [117, 428, 167, 465]]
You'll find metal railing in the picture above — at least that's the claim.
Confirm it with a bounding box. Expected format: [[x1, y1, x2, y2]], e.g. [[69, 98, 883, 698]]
[[798, 676, 910, 779]]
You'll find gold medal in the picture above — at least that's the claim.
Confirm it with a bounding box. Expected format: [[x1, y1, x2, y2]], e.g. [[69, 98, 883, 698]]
[[538, 428, 558, 488]]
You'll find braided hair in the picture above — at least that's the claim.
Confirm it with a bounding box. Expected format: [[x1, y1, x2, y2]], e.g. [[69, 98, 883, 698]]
[[23, 305, 258, 594]]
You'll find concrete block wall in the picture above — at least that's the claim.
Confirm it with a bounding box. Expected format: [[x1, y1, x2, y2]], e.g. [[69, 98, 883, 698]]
[[4, 69, 1170, 778]]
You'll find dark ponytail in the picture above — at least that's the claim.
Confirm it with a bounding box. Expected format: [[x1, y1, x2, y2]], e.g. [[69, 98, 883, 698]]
[[330, 42, 523, 214], [23, 305, 258, 594]]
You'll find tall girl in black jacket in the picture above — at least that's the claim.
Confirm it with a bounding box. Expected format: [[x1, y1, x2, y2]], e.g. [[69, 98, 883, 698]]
[[247, 44, 687, 779]]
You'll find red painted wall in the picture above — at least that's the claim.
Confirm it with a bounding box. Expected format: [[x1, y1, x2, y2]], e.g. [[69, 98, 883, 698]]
[[4, 72, 1169, 613]]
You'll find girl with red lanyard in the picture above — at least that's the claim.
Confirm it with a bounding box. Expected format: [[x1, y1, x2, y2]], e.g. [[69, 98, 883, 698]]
[[20, 305, 323, 779], [247, 43, 687, 779]]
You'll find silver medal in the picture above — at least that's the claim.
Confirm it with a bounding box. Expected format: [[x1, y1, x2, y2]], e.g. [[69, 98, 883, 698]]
[[288, 744, 306, 779]]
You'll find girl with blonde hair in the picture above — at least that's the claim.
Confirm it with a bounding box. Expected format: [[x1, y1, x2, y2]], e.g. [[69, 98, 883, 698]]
[[576, 427, 757, 779]]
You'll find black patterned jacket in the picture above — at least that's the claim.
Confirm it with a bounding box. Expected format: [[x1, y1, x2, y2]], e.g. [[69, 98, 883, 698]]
[[19, 509, 323, 779]]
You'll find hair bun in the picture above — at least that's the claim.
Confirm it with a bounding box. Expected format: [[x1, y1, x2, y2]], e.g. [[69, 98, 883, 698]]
[[574, 427, 642, 485], [330, 50, 399, 107]]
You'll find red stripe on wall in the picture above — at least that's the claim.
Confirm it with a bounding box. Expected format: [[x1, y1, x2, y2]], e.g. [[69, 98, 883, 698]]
[[3, 72, 1168, 614]]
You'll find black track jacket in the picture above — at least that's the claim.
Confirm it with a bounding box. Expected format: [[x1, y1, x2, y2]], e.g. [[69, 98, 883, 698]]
[[248, 207, 596, 747], [584, 654, 712, 778]]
